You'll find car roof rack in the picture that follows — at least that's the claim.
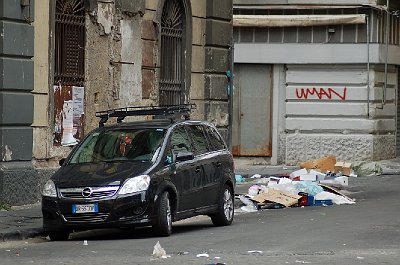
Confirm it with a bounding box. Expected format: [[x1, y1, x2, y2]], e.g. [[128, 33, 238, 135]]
[[95, 104, 196, 127]]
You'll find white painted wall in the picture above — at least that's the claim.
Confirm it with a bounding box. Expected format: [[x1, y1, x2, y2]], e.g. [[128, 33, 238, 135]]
[[284, 64, 397, 164], [285, 65, 396, 133]]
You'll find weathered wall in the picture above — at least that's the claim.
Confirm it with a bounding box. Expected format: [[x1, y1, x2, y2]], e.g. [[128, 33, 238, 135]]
[[84, 0, 232, 135], [31, 0, 232, 167], [233, 0, 381, 6], [84, 1, 145, 131], [233, 2, 400, 164], [285, 64, 396, 164], [204, 0, 232, 138]]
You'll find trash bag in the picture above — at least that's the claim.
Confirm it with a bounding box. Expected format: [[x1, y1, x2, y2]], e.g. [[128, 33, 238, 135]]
[[295, 181, 323, 196], [268, 182, 299, 195], [352, 161, 383, 176], [235, 174, 246, 183]]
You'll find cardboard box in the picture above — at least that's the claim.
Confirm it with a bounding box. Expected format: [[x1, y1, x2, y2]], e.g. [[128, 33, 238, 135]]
[[314, 199, 333, 206], [299, 156, 336, 172], [334, 162, 352, 175], [290, 168, 308, 180], [310, 170, 326, 181], [298, 174, 317, 182], [252, 189, 302, 207]]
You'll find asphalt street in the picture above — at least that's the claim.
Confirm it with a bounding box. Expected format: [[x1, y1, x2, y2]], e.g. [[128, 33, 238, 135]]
[[0, 175, 399, 265]]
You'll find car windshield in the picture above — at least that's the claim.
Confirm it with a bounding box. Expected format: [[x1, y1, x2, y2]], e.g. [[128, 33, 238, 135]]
[[69, 128, 166, 164]]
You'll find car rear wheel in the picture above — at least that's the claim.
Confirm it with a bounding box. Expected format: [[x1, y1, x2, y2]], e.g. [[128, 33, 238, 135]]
[[211, 184, 234, 226], [48, 230, 70, 241], [153, 191, 172, 236]]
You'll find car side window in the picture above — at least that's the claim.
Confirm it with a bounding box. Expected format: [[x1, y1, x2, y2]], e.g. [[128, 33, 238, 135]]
[[165, 126, 192, 164], [205, 126, 226, 151], [186, 125, 210, 156]]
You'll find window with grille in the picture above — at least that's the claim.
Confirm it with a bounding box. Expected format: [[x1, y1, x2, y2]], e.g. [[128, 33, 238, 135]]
[[54, 0, 85, 86], [159, 0, 185, 106]]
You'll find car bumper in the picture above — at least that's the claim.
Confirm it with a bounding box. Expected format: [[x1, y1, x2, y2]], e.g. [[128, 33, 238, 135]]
[[42, 191, 156, 232]]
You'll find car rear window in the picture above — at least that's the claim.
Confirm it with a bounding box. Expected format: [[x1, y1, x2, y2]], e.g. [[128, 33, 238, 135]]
[[69, 128, 165, 164], [204, 125, 226, 151]]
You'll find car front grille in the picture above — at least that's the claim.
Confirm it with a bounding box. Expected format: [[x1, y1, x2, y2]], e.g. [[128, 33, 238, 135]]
[[63, 213, 110, 223], [59, 186, 119, 199]]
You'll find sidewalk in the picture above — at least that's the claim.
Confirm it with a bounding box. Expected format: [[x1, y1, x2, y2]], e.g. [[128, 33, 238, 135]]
[[1, 157, 400, 242], [0, 203, 44, 242]]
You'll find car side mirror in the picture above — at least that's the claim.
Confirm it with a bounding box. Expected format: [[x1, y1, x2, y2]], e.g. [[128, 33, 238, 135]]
[[175, 151, 194, 162], [59, 158, 66, 166]]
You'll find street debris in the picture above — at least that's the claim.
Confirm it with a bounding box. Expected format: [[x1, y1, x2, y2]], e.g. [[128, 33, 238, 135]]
[[196, 253, 210, 258], [235, 174, 246, 183], [247, 250, 263, 254], [238, 195, 258, 212], [352, 161, 383, 176], [236, 156, 356, 211], [152, 241, 171, 259], [295, 260, 310, 264]]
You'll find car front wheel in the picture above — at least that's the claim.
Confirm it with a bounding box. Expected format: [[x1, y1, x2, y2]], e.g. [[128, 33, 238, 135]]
[[153, 191, 172, 236], [211, 184, 234, 226]]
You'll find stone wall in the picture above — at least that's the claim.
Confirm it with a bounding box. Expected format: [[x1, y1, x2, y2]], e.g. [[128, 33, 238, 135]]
[[0, 1, 37, 205]]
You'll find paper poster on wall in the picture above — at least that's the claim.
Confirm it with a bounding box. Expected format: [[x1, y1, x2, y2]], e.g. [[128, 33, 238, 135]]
[[54, 85, 85, 146], [61, 100, 77, 146], [73, 86, 84, 125]]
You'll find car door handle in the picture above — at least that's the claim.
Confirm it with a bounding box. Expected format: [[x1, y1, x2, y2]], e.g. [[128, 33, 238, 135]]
[[216, 162, 222, 167], [195, 167, 201, 173]]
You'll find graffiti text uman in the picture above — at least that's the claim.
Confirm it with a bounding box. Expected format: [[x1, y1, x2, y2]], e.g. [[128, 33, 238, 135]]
[[296, 87, 347, 101]]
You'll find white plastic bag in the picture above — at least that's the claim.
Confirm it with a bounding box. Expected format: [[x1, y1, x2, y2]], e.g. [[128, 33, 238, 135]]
[[239, 195, 258, 212], [314, 191, 355, 205], [248, 185, 261, 196], [152, 241, 170, 259]]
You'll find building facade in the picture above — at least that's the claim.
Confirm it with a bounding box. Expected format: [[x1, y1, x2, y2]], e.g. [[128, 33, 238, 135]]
[[233, 0, 400, 165], [1, 0, 233, 206]]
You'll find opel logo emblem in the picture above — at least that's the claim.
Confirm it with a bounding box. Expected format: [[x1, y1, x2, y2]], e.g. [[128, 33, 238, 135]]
[[82, 187, 92, 197]]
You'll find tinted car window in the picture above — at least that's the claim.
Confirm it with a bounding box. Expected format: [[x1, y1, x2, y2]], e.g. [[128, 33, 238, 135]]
[[187, 125, 210, 155], [70, 128, 165, 163], [169, 126, 192, 153], [205, 126, 226, 151]]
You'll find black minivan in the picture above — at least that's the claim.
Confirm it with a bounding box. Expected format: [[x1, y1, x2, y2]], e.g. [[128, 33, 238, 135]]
[[42, 105, 235, 240]]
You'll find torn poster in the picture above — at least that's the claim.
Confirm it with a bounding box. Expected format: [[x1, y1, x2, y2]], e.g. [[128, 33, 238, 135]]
[[54, 85, 85, 146]]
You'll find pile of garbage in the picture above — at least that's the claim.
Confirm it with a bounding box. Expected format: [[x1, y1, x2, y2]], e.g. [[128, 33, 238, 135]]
[[236, 156, 356, 212]]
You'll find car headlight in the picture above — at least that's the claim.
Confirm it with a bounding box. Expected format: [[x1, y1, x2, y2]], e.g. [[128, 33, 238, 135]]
[[118, 175, 150, 195], [42, 180, 57, 198]]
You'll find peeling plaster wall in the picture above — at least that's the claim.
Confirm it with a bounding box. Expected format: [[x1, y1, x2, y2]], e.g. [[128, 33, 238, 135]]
[[119, 18, 142, 107], [33, 0, 232, 167], [85, 2, 148, 131]]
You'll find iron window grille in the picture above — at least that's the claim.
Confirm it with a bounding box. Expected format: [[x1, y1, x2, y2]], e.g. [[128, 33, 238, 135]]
[[54, 0, 85, 86], [160, 0, 186, 106]]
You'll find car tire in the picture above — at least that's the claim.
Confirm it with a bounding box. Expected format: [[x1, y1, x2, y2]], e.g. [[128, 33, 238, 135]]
[[153, 191, 172, 237], [211, 185, 234, 226], [48, 230, 70, 241]]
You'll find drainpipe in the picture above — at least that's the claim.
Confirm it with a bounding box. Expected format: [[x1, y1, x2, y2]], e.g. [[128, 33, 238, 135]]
[[227, 40, 234, 150], [383, 0, 390, 106], [367, 14, 370, 117]]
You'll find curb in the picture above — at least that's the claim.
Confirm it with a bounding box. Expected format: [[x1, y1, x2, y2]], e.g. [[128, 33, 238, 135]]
[[0, 228, 45, 242]]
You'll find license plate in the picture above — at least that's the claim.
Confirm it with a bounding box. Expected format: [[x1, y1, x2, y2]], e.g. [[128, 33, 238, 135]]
[[72, 203, 98, 214]]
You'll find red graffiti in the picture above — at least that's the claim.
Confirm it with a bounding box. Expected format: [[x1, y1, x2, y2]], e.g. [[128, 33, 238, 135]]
[[296, 87, 347, 100]]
